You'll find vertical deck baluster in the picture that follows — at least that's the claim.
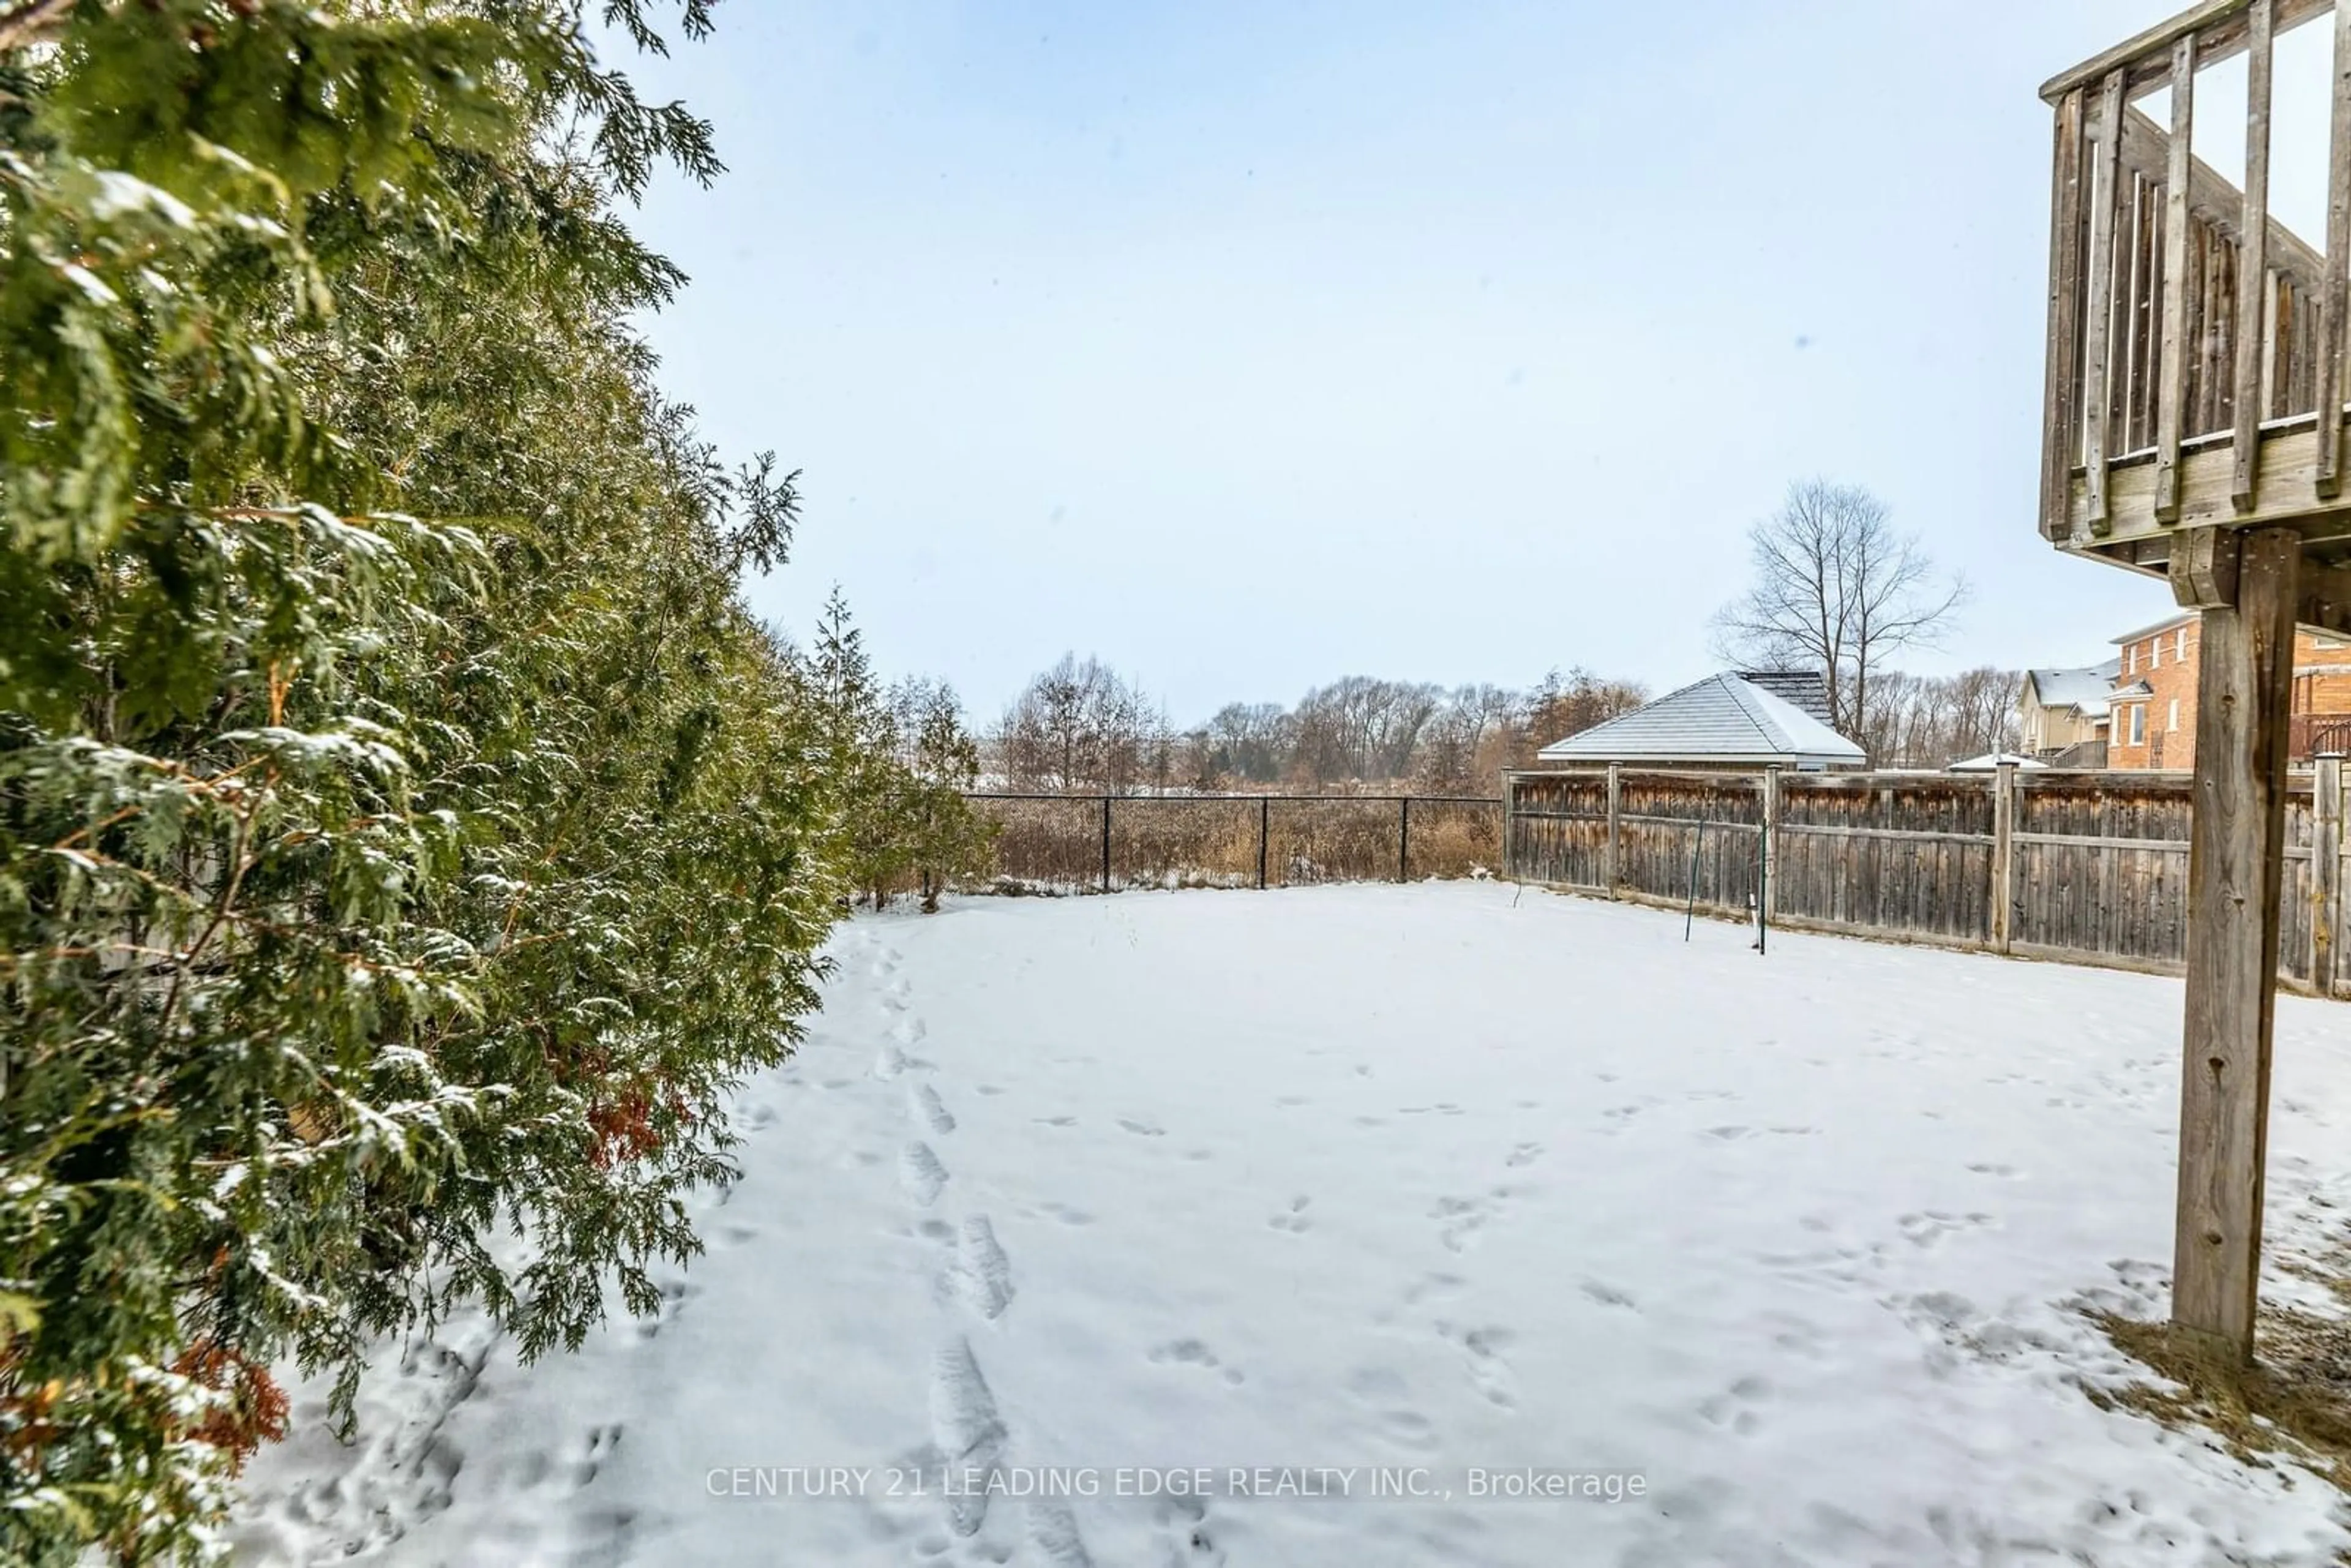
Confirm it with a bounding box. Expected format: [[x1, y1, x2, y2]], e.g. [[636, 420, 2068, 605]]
[[2123, 174, 2149, 452], [2234, 0, 2275, 511], [2158, 32, 2197, 518], [2319, 0, 2351, 497], [2084, 69, 2128, 536], [2043, 86, 2090, 540]]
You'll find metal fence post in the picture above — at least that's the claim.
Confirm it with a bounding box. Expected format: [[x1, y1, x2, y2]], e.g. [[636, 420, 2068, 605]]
[[1258, 797, 1271, 889], [1398, 797, 1412, 883], [1100, 795, 1112, 893]]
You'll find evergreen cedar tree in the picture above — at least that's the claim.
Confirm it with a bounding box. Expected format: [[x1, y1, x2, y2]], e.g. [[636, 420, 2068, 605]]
[[0, 3, 986, 1558]]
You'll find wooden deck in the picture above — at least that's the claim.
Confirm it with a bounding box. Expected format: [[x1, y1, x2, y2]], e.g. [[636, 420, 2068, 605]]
[[2041, 0, 2351, 631], [2039, 0, 2351, 1363]]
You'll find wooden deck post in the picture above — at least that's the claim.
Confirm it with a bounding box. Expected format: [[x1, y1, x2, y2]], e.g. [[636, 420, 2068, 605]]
[[1992, 762, 2019, 955], [2170, 525, 2300, 1362], [2315, 754, 2344, 996], [1603, 763, 1622, 896], [2042, 86, 2089, 539]]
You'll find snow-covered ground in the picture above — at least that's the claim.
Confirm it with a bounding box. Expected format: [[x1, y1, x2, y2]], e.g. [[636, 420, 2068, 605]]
[[232, 883, 2351, 1567]]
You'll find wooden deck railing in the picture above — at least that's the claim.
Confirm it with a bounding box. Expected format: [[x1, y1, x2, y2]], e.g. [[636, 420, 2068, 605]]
[[2040, 0, 2351, 554]]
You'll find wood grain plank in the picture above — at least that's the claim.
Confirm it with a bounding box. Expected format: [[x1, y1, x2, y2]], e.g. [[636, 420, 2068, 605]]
[[2236, 0, 2277, 509], [2087, 70, 2131, 535], [2173, 526, 2300, 1363], [2159, 39, 2199, 514], [2320, 0, 2351, 495]]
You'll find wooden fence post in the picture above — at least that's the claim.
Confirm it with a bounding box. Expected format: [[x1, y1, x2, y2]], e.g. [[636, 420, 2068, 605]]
[[1993, 762, 2017, 955], [2172, 525, 2300, 1364], [1258, 796, 1270, 890], [2315, 754, 2343, 995], [1399, 796, 1412, 883], [1604, 763, 1622, 895], [1760, 766, 1780, 932]]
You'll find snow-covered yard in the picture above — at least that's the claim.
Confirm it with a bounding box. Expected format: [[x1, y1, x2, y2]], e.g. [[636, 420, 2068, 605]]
[[233, 883, 2351, 1566]]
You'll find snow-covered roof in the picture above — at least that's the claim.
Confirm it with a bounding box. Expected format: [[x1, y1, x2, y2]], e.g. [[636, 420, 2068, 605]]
[[1733, 668, 1836, 726], [2023, 663, 2119, 718], [1946, 752, 2050, 772], [1537, 673, 1865, 767]]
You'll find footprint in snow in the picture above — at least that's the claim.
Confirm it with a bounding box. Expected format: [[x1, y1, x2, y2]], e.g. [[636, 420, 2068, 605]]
[[1026, 1495, 1097, 1566], [1437, 1322, 1518, 1409], [953, 1218, 1014, 1321], [1117, 1118, 1165, 1138], [1431, 1196, 1489, 1253], [901, 1143, 949, 1206], [1149, 1338, 1246, 1386], [928, 1339, 1006, 1536], [633, 1278, 701, 1341], [910, 1082, 956, 1136], [570, 1424, 624, 1488], [1897, 1210, 1995, 1248], [1267, 1196, 1313, 1234], [1505, 1141, 1543, 1168], [1696, 1376, 1771, 1437]]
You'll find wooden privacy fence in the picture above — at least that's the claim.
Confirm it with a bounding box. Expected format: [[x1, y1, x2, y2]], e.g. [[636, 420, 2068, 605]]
[[963, 793, 1504, 893], [1505, 761, 2351, 996]]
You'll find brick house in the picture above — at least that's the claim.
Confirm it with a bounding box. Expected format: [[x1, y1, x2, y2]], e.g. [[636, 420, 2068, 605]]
[[2104, 613, 2351, 771]]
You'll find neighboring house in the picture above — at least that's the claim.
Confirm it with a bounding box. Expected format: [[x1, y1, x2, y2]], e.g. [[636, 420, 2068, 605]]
[[2016, 660, 2119, 760], [2105, 613, 2351, 771], [1536, 672, 1865, 770]]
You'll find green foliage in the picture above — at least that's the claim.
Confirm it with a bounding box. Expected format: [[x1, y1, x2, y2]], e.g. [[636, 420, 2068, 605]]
[[804, 592, 995, 910], [0, 4, 863, 1561]]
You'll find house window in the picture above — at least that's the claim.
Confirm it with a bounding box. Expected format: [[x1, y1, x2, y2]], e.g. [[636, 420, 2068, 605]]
[[2169, 698, 2179, 732], [2129, 705, 2145, 746], [2129, 645, 2139, 675], [2150, 638, 2161, 669], [2177, 628, 2188, 661]]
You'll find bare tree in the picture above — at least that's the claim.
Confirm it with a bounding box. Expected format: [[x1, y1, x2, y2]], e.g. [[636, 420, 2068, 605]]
[[1514, 667, 1647, 767], [1711, 480, 1967, 751], [997, 654, 1160, 792], [1854, 666, 2022, 768]]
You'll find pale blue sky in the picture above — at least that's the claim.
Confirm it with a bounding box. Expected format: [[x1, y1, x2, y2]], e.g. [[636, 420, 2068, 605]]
[[611, 1, 2281, 723]]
